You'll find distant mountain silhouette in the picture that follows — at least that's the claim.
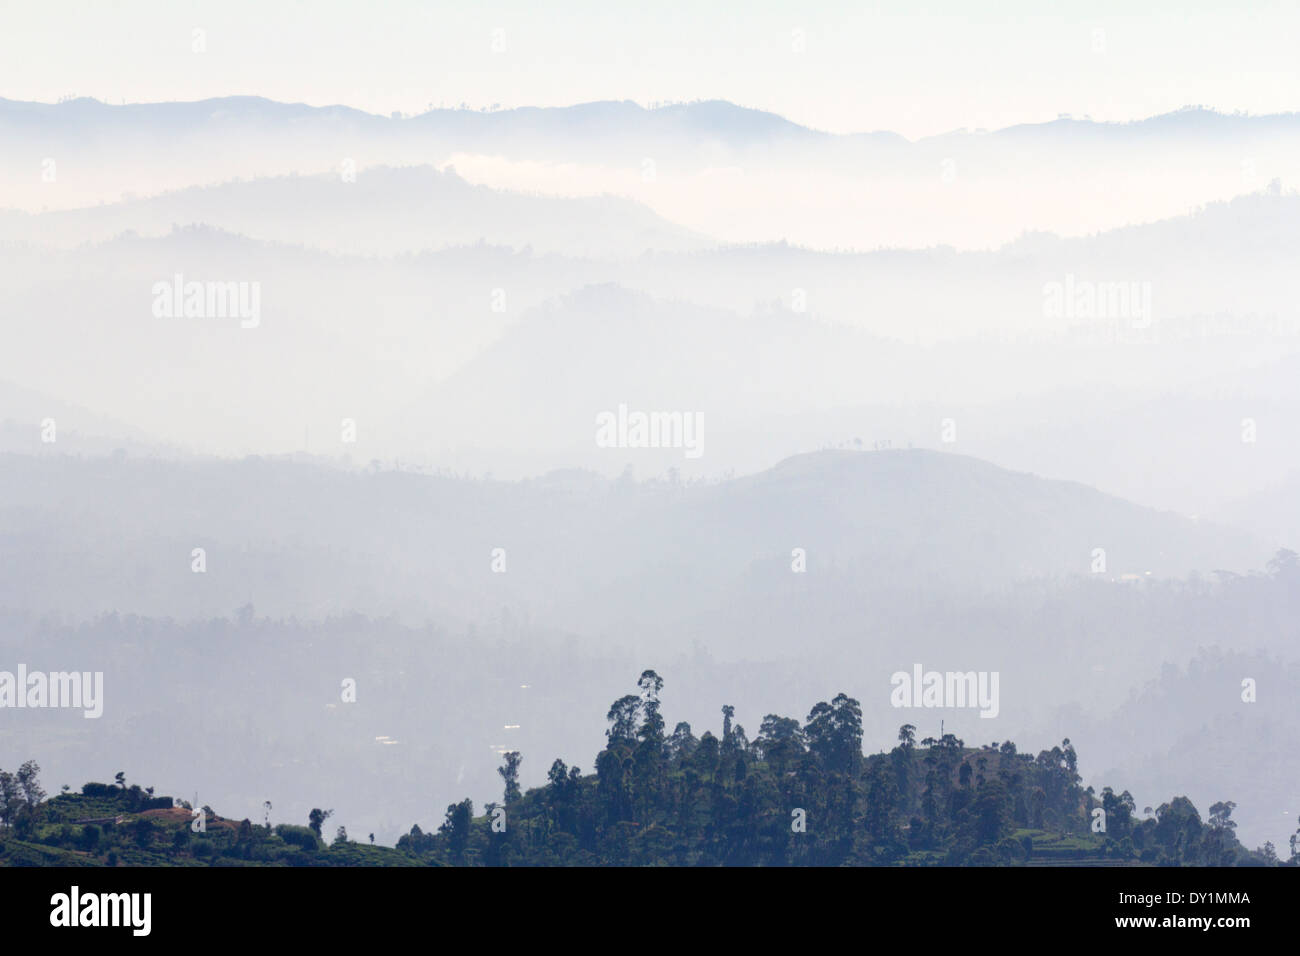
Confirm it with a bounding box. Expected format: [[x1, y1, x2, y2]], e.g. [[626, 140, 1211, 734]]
[[4, 95, 1294, 152], [0, 165, 714, 258], [5, 97, 1297, 250], [0, 446, 1267, 631]]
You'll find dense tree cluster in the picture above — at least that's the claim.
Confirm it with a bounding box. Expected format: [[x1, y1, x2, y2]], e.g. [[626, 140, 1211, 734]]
[[397, 672, 1273, 866]]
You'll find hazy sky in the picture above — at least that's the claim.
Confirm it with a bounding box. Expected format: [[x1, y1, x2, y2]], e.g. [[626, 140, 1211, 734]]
[[2, 0, 1297, 138]]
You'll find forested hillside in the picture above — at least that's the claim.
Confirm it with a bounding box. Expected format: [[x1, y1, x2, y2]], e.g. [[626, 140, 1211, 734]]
[[1, 673, 1286, 866]]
